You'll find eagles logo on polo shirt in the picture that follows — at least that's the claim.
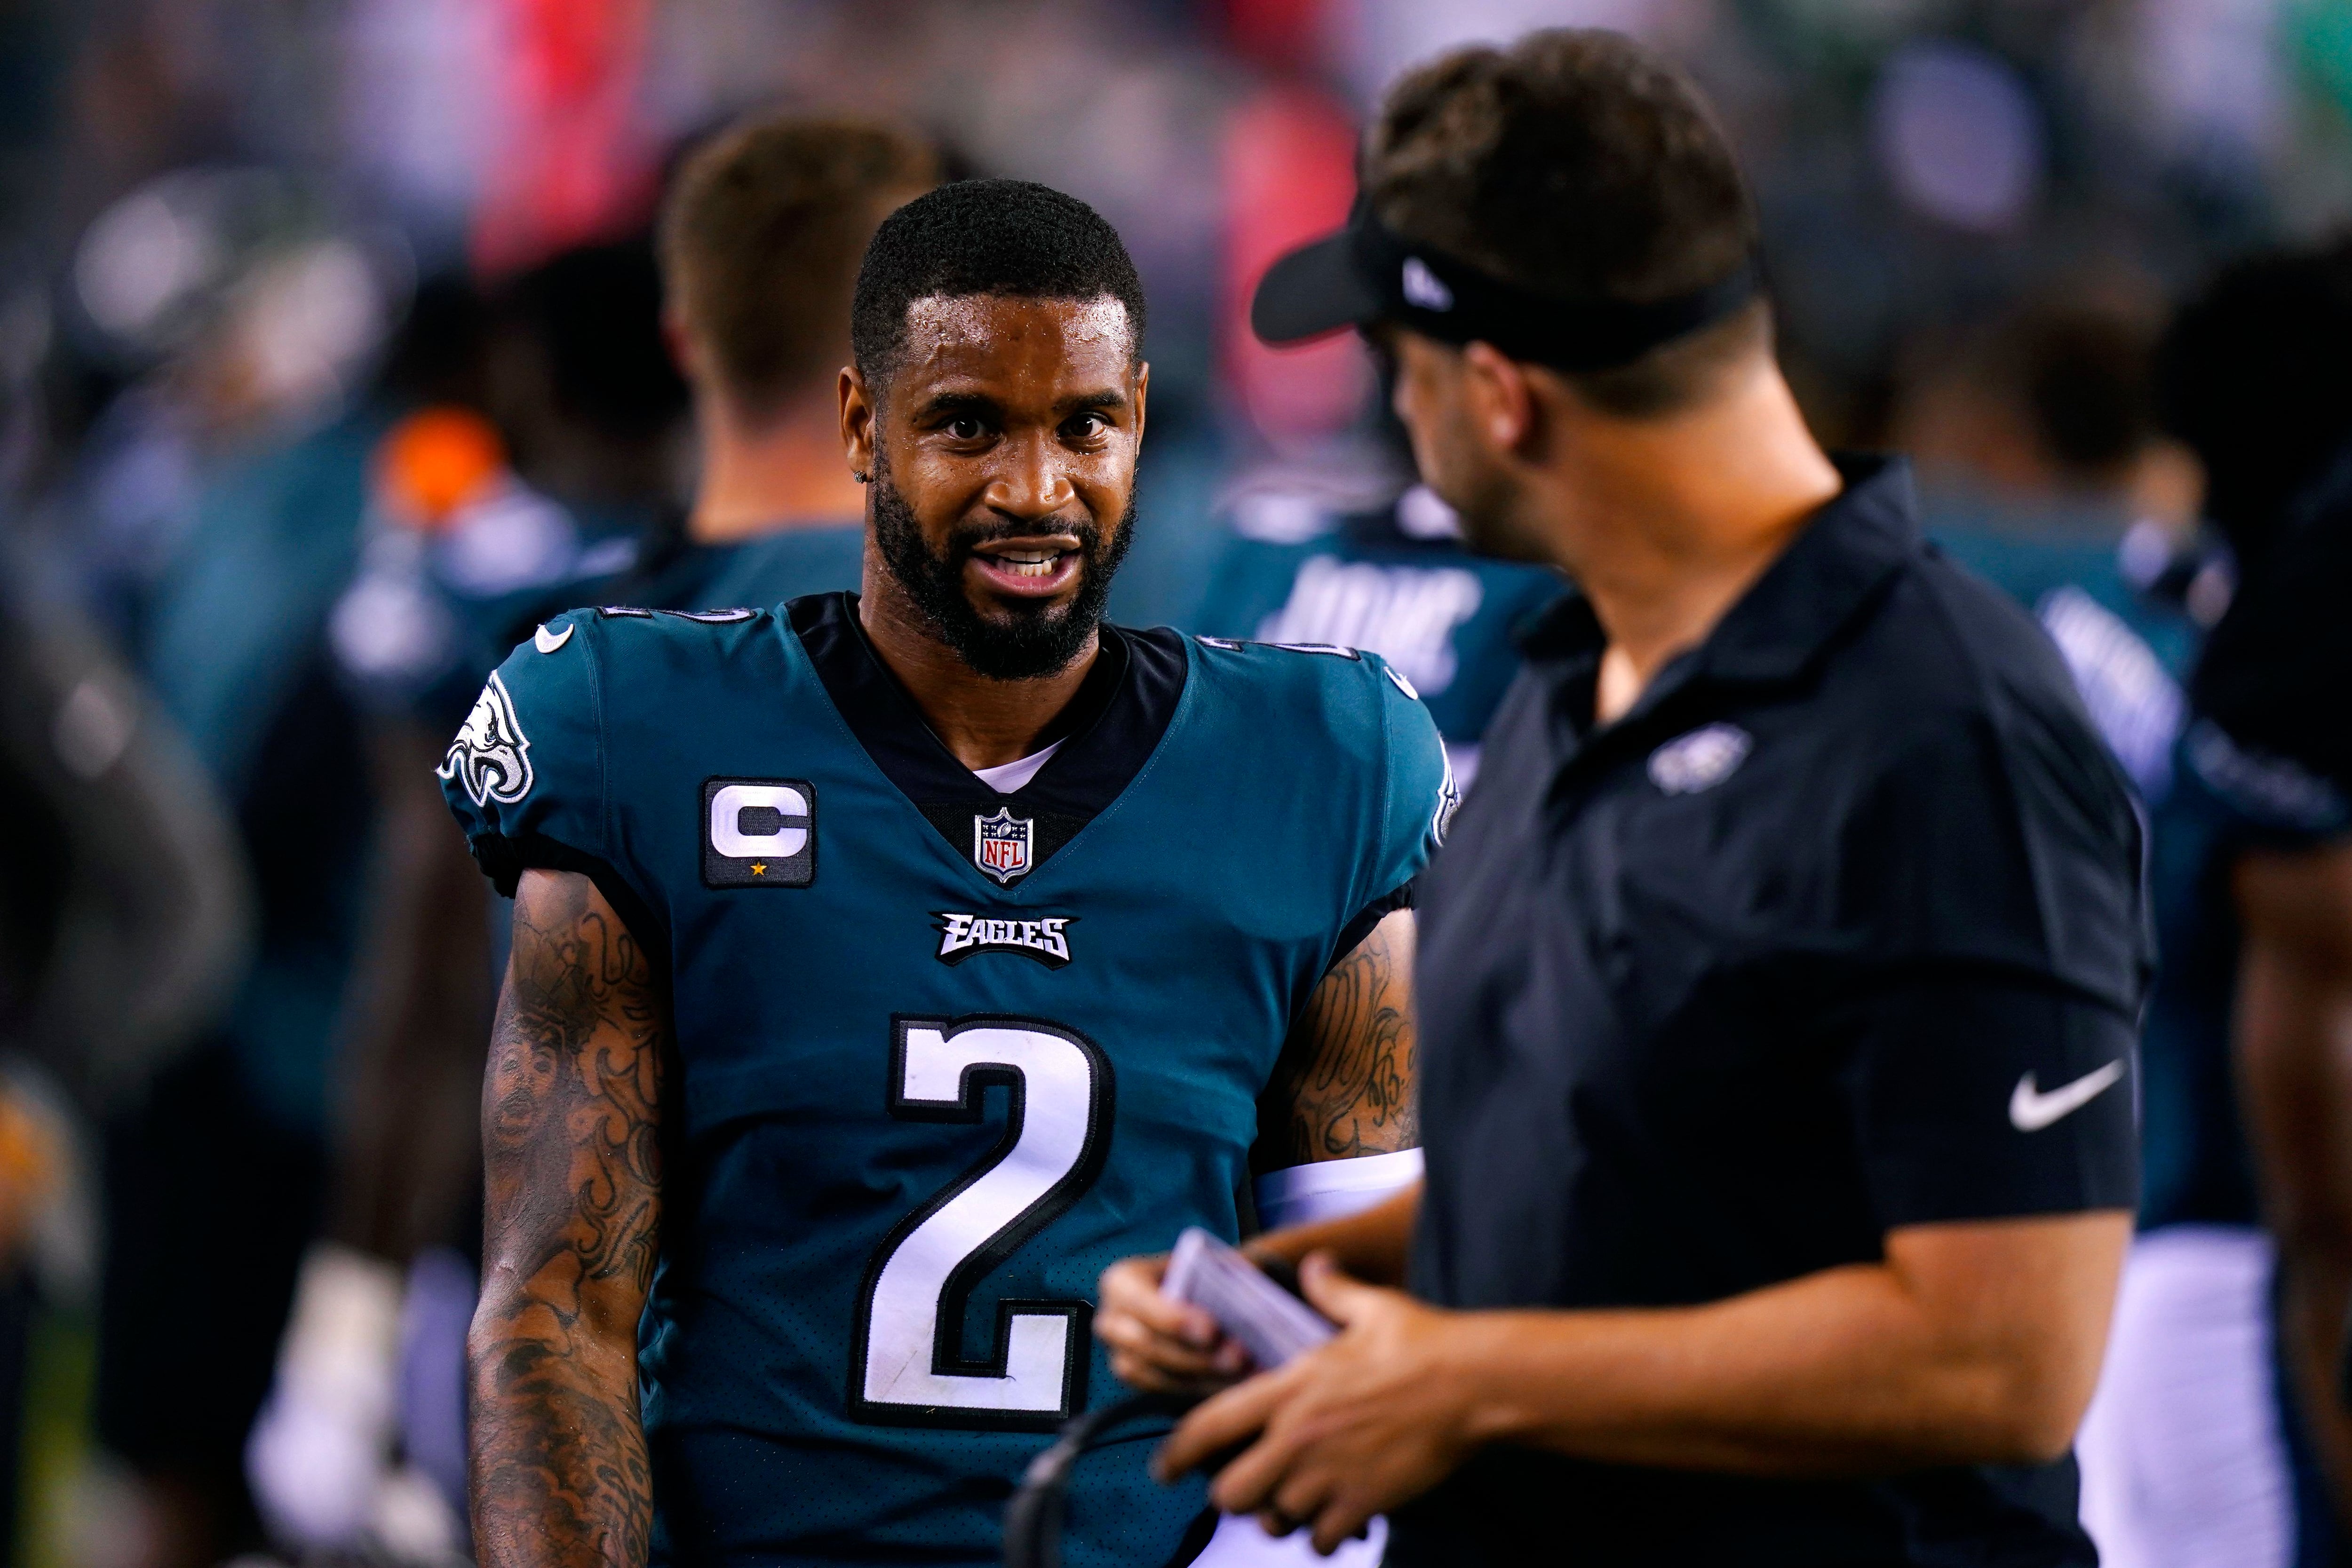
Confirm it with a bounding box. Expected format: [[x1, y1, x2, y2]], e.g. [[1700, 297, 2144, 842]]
[[703, 776, 816, 887]]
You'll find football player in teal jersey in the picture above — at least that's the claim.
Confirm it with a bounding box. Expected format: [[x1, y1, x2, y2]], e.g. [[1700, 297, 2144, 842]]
[[1899, 294, 2206, 805], [1193, 461, 1565, 789], [444, 180, 1450, 1568]]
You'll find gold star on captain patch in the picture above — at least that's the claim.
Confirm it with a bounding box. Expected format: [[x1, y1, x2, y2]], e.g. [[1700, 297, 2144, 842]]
[[750, 863, 767, 876]]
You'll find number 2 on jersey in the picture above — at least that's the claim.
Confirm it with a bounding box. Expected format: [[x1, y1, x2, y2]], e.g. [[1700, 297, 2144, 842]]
[[849, 1015, 1113, 1429]]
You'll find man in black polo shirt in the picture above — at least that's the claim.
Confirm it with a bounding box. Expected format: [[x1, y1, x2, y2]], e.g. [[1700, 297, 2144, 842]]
[[1098, 30, 2145, 1567]]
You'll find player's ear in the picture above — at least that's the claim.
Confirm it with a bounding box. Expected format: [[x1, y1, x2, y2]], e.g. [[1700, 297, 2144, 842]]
[[841, 365, 877, 483], [1461, 341, 1537, 459], [1131, 361, 1149, 447]]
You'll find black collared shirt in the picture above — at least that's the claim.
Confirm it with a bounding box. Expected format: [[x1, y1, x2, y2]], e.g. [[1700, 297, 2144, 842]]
[[1396, 458, 2148, 1568]]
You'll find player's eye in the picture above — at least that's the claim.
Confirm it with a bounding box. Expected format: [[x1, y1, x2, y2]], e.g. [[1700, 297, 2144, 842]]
[[1064, 412, 1110, 441], [943, 415, 987, 442]]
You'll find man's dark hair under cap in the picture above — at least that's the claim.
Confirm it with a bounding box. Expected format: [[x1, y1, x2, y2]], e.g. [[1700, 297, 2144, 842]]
[[850, 178, 1148, 385]]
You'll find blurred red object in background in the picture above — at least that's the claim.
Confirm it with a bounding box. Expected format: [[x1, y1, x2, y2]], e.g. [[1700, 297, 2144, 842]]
[[1222, 83, 1373, 449], [1222, 0, 1335, 74], [469, 0, 660, 279]]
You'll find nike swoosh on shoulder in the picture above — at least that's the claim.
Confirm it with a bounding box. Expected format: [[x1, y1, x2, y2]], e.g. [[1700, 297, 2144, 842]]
[[534, 622, 574, 654], [2009, 1060, 2127, 1132]]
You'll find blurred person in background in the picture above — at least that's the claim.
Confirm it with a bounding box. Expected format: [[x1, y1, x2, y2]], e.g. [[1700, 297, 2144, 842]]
[[325, 243, 688, 733], [247, 241, 683, 1559], [645, 111, 937, 602], [2074, 235, 2352, 1568], [477, 238, 686, 555], [106, 230, 683, 1568], [533, 110, 942, 616], [1896, 292, 2207, 800], [0, 550, 251, 1568], [21, 168, 406, 648], [91, 251, 485, 1568], [242, 112, 937, 1559], [1190, 421, 1564, 792]]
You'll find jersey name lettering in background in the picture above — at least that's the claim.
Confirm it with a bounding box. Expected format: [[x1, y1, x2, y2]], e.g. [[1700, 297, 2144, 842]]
[[1256, 557, 1483, 694]]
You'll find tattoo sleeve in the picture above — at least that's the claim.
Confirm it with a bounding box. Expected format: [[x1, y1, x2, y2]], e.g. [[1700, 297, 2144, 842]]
[[1257, 909, 1419, 1169], [470, 869, 667, 1568]]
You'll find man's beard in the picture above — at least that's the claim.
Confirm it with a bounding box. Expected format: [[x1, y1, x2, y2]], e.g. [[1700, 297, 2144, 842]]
[[869, 460, 1136, 681]]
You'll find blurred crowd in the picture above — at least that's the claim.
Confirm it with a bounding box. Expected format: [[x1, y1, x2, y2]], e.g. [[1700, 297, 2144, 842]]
[[3, 0, 2352, 1566]]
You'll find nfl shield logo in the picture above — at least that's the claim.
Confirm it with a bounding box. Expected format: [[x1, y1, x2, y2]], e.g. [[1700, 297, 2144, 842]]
[[973, 807, 1034, 885]]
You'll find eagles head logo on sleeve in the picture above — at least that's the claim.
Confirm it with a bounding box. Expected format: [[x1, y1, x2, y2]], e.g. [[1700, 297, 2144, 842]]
[[1432, 743, 1462, 847], [439, 672, 535, 808]]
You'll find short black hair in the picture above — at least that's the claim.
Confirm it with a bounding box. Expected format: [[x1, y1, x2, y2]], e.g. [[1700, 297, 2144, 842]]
[[850, 178, 1146, 387], [2158, 233, 2352, 565], [1365, 29, 1761, 416]]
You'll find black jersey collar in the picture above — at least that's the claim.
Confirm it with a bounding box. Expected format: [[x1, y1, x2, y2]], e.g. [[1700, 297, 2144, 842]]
[[787, 591, 1188, 871]]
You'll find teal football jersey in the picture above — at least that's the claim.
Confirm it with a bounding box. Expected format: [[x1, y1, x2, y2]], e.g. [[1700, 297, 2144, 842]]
[[440, 592, 1449, 1567], [1193, 483, 1566, 768]]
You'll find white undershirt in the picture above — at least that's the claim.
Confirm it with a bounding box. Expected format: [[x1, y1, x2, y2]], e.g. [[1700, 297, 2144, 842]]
[[969, 738, 1063, 794]]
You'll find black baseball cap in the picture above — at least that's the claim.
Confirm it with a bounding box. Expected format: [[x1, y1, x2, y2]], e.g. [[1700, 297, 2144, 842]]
[[1252, 200, 1759, 373]]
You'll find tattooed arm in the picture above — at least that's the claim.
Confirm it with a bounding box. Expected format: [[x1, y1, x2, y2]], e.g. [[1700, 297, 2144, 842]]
[[1234, 908, 1422, 1284], [1256, 908, 1419, 1168], [1097, 911, 1422, 1392], [470, 868, 667, 1568]]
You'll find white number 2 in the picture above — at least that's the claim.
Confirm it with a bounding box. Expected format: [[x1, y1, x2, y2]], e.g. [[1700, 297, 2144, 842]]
[[849, 1015, 1113, 1429]]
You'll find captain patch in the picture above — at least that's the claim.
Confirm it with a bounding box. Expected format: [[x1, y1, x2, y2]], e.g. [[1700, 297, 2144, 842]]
[[703, 777, 817, 888]]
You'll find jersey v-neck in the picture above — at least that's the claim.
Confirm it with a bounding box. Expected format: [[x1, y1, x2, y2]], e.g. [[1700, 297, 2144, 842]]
[[787, 592, 1188, 875]]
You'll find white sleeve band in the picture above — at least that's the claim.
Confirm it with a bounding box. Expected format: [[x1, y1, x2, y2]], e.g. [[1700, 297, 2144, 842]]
[[1251, 1148, 1424, 1231]]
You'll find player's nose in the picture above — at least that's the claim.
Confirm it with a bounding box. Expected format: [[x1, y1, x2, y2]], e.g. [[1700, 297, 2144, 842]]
[[982, 433, 1078, 522]]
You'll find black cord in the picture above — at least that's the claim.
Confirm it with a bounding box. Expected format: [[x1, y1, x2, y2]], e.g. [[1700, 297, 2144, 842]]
[[1003, 1392, 1196, 1568]]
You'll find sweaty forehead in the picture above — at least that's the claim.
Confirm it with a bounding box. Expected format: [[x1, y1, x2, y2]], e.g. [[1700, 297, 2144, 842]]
[[895, 293, 1136, 388]]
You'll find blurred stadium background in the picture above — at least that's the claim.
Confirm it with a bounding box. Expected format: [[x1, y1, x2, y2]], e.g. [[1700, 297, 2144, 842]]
[[1, 0, 2349, 1566]]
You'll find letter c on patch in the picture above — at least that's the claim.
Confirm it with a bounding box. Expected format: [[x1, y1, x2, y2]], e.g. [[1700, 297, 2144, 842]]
[[709, 783, 810, 858]]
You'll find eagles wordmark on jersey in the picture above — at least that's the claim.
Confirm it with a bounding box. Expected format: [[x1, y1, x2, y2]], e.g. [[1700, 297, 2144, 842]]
[[935, 912, 1075, 967], [441, 592, 1447, 1567]]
